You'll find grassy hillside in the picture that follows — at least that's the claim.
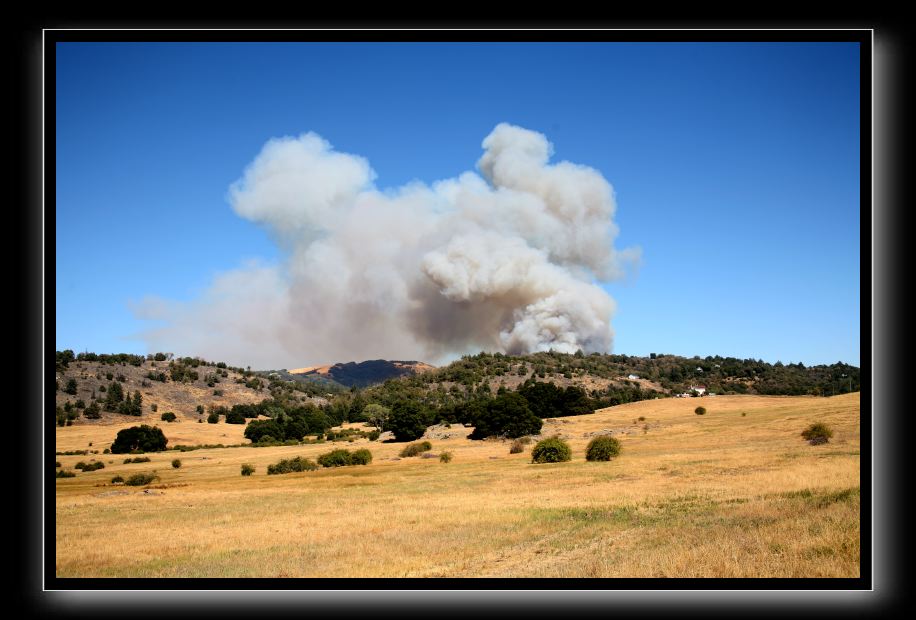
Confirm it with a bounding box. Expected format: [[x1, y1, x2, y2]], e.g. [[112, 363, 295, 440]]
[[53, 353, 342, 428], [55, 392, 859, 577]]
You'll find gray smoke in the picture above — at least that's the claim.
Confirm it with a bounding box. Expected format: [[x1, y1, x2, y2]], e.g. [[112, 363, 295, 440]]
[[134, 123, 639, 368]]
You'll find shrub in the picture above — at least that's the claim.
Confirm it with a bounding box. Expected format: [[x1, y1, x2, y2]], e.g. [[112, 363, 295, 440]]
[[531, 437, 572, 463], [225, 410, 246, 424], [80, 461, 105, 471], [213, 389, 224, 396], [267, 456, 318, 475], [801, 422, 833, 444], [55, 461, 61, 468], [123, 456, 151, 464], [317, 449, 354, 467], [241, 463, 255, 476], [103, 448, 110, 454], [124, 472, 158, 486], [439, 451, 453, 463], [349, 448, 373, 465], [111, 425, 167, 453], [585, 435, 621, 461], [56, 470, 76, 478], [695, 406, 706, 415], [160, 411, 177, 422], [171, 459, 182, 469], [207, 411, 220, 424], [399, 441, 433, 458], [83, 401, 101, 419], [150, 404, 158, 412], [110, 475, 124, 484], [509, 436, 532, 454]]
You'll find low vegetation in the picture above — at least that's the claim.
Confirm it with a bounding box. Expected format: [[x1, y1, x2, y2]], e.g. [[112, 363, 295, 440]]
[[317, 448, 372, 467], [802, 422, 834, 445], [124, 472, 158, 486], [267, 456, 318, 475], [585, 435, 621, 461], [531, 437, 572, 463], [399, 441, 432, 458], [123, 456, 151, 464]]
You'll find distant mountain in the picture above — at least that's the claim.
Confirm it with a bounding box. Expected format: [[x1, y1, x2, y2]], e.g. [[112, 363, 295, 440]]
[[286, 359, 435, 388]]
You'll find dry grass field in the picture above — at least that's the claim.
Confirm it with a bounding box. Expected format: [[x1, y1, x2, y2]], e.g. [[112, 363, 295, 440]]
[[55, 392, 860, 578]]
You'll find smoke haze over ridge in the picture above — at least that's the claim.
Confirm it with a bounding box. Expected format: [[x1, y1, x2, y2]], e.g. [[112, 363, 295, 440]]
[[133, 123, 639, 369]]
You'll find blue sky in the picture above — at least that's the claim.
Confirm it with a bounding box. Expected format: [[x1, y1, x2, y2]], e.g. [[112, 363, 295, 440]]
[[56, 41, 860, 367]]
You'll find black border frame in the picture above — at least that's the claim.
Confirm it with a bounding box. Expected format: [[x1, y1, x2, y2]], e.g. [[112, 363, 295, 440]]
[[17, 19, 905, 616]]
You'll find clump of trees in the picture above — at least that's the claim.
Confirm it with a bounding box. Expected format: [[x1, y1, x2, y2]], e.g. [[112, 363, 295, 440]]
[[243, 405, 330, 443], [466, 392, 542, 439], [110, 425, 167, 454], [160, 411, 176, 422]]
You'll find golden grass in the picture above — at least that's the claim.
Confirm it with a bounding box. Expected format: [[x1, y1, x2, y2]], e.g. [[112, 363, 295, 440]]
[[55, 393, 860, 578]]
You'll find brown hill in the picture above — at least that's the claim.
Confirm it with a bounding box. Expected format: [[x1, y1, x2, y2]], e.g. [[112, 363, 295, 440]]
[[287, 359, 435, 388], [55, 358, 286, 426]]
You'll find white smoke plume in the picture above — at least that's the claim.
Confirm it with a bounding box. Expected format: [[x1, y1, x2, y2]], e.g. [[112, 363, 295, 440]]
[[134, 123, 639, 368]]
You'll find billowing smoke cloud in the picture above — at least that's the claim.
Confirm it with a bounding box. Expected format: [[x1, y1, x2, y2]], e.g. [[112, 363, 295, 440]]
[[134, 123, 639, 368]]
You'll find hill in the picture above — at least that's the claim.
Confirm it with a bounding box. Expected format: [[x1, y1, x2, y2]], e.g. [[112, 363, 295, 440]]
[[282, 359, 435, 388], [53, 351, 338, 428]]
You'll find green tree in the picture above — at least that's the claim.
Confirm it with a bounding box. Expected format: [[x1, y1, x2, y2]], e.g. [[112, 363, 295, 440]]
[[469, 392, 542, 439], [363, 403, 391, 431], [386, 401, 431, 442], [110, 425, 167, 453], [104, 381, 124, 411]]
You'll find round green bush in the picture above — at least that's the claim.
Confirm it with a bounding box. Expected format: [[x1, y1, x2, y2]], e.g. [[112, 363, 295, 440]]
[[110, 475, 124, 484], [125, 472, 158, 486], [161, 411, 176, 422], [439, 451, 453, 463], [241, 463, 255, 476], [695, 406, 706, 415], [349, 448, 373, 465], [585, 435, 621, 461], [531, 437, 572, 463], [801, 422, 833, 444], [399, 441, 432, 458], [171, 459, 182, 469]]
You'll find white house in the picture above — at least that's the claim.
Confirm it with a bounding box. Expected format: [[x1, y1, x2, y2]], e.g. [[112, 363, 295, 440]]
[[627, 374, 639, 380], [688, 385, 707, 395]]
